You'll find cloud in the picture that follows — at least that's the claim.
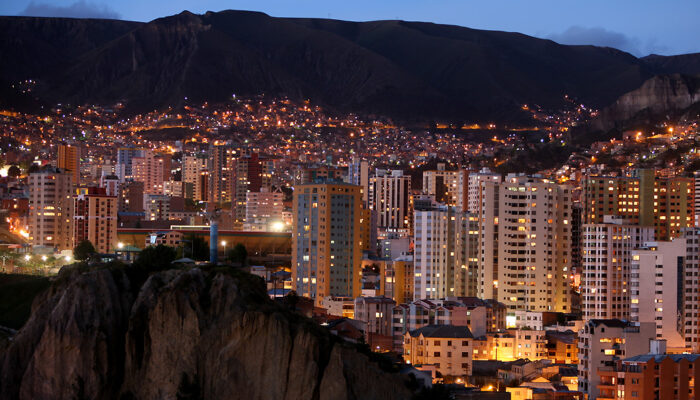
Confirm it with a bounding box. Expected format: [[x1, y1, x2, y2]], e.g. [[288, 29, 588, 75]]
[[548, 26, 642, 56], [19, 1, 121, 19]]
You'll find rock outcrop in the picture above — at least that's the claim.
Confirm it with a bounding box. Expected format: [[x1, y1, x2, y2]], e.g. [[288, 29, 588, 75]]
[[592, 73, 700, 130], [0, 266, 411, 400]]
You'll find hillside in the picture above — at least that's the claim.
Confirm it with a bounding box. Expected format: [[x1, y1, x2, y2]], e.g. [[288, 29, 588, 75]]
[[2, 10, 700, 121]]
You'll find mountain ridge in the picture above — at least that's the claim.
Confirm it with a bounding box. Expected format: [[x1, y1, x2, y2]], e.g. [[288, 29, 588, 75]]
[[1, 10, 700, 121]]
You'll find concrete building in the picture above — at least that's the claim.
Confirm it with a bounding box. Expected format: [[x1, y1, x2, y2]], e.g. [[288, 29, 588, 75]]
[[244, 189, 284, 231], [583, 169, 695, 240], [370, 169, 412, 237], [683, 227, 700, 352], [422, 163, 468, 211], [354, 296, 396, 337], [467, 167, 501, 213], [232, 152, 274, 222], [100, 173, 119, 197], [132, 151, 171, 195], [209, 144, 236, 206], [57, 144, 80, 184], [118, 180, 144, 213], [28, 168, 74, 250], [479, 175, 573, 312], [182, 153, 208, 201], [380, 234, 411, 260], [597, 353, 700, 400], [630, 239, 689, 351], [73, 187, 117, 254], [472, 329, 548, 362], [403, 325, 474, 377], [143, 194, 171, 221], [371, 257, 414, 304], [414, 203, 478, 300], [116, 147, 145, 181], [348, 157, 369, 206], [577, 319, 656, 400], [581, 216, 654, 320], [292, 182, 364, 306], [695, 170, 700, 227]]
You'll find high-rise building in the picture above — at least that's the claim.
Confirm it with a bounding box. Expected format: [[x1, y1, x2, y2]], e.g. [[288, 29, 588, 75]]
[[28, 168, 74, 250], [183, 154, 209, 201], [144, 194, 171, 221], [132, 151, 171, 195], [694, 170, 700, 226], [631, 236, 699, 352], [370, 169, 412, 237], [232, 152, 273, 222], [209, 144, 236, 206], [682, 227, 700, 352], [99, 174, 119, 197], [116, 147, 145, 181], [583, 169, 695, 240], [292, 182, 363, 306], [479, 175, 573, 312], [581, 216, 654, 320], [118, 180, 144, 213], [467, 167, 501, 213], [57, 144, 80, 184], [73, 187, 117, 254], [422, 163, 468, 210], [413, 202, 478, 299], [297, 165, 346, 185], [244, 189, 284, 231], [347, 157, 369, 206]]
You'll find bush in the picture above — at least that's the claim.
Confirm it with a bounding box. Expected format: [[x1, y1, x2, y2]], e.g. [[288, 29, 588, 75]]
[[133, 245, 177, 271], [73, 240, 96, 261]]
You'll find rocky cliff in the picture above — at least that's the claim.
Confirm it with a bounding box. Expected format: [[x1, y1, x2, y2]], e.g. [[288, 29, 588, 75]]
[[0, 266, 411, 400], [592, 73, 700, 130]]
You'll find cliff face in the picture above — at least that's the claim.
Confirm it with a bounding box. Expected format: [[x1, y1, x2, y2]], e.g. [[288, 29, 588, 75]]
[[0, 267, 410, 400], [593, 73, 700, 130]]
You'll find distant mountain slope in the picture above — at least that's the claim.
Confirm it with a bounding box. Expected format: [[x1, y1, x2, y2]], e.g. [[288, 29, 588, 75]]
[[642, 53, 700, 75], [1, 10, 699, 121]]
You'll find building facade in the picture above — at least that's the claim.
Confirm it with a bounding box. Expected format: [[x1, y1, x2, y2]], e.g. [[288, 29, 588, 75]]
[[28, 168, 74, 250], [292, 182, 363, 305]]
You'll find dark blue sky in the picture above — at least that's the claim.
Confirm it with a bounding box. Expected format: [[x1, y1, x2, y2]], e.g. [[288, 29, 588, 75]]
[[3, 0, 699, 56]]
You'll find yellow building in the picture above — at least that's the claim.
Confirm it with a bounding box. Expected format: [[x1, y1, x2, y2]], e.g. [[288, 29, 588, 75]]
[[403, 325, 474, 377], [583, 169, 694, 240], [57, 144, 80, 184], [292, 182, 364, 305]]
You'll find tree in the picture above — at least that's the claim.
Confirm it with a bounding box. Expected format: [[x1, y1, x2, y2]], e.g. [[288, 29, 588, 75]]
[[178, 234, 208, 261], [227, 243, 248, 266], [134, 244, 177, 271], [73, 240, 96, 261], [7, 165, 20, 178], [283, 290, 300, 311]]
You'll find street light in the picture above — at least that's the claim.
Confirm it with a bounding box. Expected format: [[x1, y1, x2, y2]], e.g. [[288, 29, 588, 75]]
[[117, 242, 124, 250], [221, 240, 227, 255]]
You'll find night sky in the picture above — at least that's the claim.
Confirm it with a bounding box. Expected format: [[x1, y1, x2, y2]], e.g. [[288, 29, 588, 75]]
[[2, 0, 699, 56]]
